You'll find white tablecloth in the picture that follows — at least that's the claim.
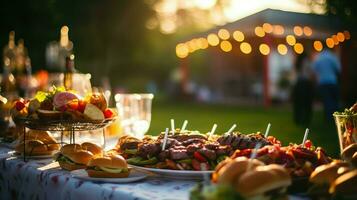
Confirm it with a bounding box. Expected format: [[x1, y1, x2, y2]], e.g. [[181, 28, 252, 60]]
[[0, 147, 196, 200]]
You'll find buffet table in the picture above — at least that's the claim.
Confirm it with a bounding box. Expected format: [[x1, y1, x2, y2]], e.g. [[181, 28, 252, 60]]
[[0, 147, 196, 200]]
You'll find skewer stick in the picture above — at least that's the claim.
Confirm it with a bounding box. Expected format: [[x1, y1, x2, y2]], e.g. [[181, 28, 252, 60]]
[[209, 124, 217, 137], [247, 142, 263, 171], [181, 120, 188, 132], [302, 128, 309, 145], [225, 124, 236, 135], [200, 163, 210, 185], [162, 128, 169, 151], [170, 119, 175, 135], [264, 123, 271, 138]]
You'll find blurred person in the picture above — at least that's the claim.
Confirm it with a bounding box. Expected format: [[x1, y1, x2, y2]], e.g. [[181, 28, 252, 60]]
[[292, 52, 314, 126], [312, 49, 341, 121]]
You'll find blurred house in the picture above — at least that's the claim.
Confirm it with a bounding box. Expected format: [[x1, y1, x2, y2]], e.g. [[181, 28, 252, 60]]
[[177, 9, 352, 106]]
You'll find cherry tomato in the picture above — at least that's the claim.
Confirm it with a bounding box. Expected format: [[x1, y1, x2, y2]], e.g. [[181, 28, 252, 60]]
[[67, 100, 79, 111], [15, 100, 26, 111], [77, 100, 87, 113], [104, 108, 114, 118], [193, 152, 207, 162], [304, 140, 312, 149]]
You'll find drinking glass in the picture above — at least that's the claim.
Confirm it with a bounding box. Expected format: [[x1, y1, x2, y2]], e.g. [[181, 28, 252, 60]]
[[115, 93, 154, 138], [333, 113, 357, 154]]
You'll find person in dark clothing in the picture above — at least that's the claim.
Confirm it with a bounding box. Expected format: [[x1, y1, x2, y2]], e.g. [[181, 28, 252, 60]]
[[292, 52, 314, 127]]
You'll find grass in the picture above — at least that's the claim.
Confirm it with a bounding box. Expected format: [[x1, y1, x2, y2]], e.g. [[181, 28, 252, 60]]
[[148, 101, 340, 158]]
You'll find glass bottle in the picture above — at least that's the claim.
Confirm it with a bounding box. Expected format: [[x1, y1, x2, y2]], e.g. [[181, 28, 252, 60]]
[[64, 54, 76, 90]]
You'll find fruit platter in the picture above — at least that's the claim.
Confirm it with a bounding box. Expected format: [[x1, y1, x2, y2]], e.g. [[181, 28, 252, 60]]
[[11, 86, 117, 131]]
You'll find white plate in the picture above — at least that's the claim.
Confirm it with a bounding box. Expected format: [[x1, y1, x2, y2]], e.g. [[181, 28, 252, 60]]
[[129, 165, 213, 180], [10, 151, 56, 159], [71, 169, 148, 183]]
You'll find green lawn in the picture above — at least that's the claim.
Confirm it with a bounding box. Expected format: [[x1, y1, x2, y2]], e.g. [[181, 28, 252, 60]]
[[148, 101, 340, 158]]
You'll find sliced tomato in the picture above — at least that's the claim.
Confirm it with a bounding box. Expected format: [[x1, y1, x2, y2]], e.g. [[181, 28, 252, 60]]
[[104, 108, 114, 118], [67, 99, 79, 111], [77, 100, 87, 113], [194, 152, 207, 162]]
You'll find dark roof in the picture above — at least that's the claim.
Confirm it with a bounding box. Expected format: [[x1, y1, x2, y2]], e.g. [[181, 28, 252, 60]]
[[185, 8, 342, 40]]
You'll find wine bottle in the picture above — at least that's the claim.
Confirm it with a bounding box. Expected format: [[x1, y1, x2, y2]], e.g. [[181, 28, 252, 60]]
[[64, 54, 76, 90]]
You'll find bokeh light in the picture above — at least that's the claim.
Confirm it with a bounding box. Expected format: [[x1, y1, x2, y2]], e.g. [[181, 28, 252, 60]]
[[293, 43, 304, 54], [303, 26, 312, 36], [176, 43, 189, 58], [277, 44, 288, 55], [286, 35, 296, 46], [262, 23, 273, 33], [336, 32, 345, 42], [233, 31, 244, 42], [220, 40, 232, 52], [240, 42, 252, 54], [255, 26, 265, 37], [313, 41, 323, 52], [326, 38, 334, 48], [273, 25, 284, 35], [207, 33, 220, 46], [197, 38, 209, 49], [343, 30, 351, 40], [187, 39, 198, 52], [259, 44, 270, 55], [332, 35, 339, 45], [293, 26, 303, 36], [218, 29, 230, 40]]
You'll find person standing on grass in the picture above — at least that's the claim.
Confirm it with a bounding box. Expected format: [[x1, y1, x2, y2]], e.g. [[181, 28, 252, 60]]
[[312, 48, 341, 121], [292, 52, 314, 126]]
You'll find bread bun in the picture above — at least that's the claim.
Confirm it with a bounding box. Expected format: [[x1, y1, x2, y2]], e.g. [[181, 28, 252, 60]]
[[60, 144, 81, 155], [87, 155, 127, 169], [329, 169, 357, 195], [15, 140, 54, 156], [216, 157, 264, 185], [37, 109, 63, 120], [236, 164, 291, 198], [341, 143, 357, 161], [86, 169, 130, 178], [65, 150, 94, 165], [59, 161, 86, 171], [351, 152, 357, 167], [310, 161, 350, 184], [81, 142, 102, 156]]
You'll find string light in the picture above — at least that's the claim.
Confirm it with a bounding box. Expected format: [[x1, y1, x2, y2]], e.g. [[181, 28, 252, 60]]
[[343, 30, 351, 40], [293, 26, 303, 36], [293, 43, 304, 54], [262, 23, 273, 33], [286, 35, 296, 46], [277, 44, 288, 55], [218, 29, 230, 40], [303, 26, 312, 36], [259, 44, 270, 55], [207, 33, 219, 46], [233, 31, 244, 42], [336, 32, 345, 42], [220, 40, 232, 52], [313, 41, 323, 52], [273, 25, 284, 35], [255, 26, 265, 37], [332, 35, 339, 45], [176, 43, 189, 58], [326, 38, 334, 48], [240, 42, 252, 54]]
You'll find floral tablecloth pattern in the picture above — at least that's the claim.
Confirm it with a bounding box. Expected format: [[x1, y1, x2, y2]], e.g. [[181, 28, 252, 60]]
[[0, 147, 196, 200]]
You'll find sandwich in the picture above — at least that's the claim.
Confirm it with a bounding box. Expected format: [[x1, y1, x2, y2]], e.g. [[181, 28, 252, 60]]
[[329, 169, 357, 196], [86, 154, 130, 178], [15, 130, 60, 156], [55, 143, 102, 171], [236, 164, 292, 200]]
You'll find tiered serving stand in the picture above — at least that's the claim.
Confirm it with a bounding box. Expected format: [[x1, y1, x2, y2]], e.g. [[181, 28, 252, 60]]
[[14, 117, 117, 161]]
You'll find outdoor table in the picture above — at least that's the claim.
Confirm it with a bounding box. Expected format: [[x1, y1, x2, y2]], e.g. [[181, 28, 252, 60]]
[[0, 146, 195, 200], [0, 146, 309, 200]]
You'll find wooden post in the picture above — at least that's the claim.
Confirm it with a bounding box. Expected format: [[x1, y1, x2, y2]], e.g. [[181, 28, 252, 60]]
[[180, 57, 189, 95], [263, 36, 272, 107]]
